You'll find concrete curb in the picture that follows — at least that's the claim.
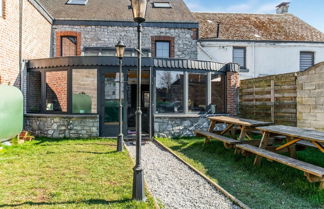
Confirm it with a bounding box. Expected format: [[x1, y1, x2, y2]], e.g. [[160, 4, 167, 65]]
[[153, 138, 250, 209]]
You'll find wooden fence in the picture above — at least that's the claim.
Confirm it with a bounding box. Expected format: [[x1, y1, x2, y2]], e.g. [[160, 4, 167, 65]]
[[239, 73, 297, 126]]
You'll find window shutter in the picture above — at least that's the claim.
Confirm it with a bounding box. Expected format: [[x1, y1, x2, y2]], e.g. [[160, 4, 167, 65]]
[[300, 52, 314, 71]]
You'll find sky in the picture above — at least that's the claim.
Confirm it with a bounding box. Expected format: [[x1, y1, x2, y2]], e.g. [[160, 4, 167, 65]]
[[184, 0, 324, 32]]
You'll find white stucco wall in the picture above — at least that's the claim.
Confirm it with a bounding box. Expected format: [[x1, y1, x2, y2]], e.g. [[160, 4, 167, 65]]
[[198, 41, 324, 79]]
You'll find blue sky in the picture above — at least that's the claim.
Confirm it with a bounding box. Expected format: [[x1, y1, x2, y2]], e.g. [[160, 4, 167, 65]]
[[184, 0, 324, 32]]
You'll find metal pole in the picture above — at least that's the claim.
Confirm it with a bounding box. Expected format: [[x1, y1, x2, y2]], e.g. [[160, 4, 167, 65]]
[[133, 23, 145, 201], [117, 58, 124, 152]]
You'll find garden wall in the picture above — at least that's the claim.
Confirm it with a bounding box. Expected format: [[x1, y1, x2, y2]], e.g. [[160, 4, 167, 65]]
[[297, 62, 324, 131], [239, 62, 324, 130]]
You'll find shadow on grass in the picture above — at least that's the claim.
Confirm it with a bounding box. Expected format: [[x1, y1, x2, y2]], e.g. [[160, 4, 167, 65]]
[[32, 138, 117, 147], [167, 139, 324, 208], [0, 199, 131, 208]]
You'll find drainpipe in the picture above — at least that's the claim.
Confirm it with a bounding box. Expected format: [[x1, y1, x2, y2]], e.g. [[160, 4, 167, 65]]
[[197, 42, 214, 61], [19, 0, 23, 89]]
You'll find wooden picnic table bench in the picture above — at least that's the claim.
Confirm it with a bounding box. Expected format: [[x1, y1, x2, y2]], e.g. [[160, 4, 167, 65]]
[[194, 116, 272, 148], [238, 125, 324, 189], [207, 116, 272, 141]]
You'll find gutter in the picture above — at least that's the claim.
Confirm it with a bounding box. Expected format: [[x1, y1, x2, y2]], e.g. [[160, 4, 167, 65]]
[[19, 0, 23, 89], [198, 39, 324, 45], [28, 0, 54, 24]]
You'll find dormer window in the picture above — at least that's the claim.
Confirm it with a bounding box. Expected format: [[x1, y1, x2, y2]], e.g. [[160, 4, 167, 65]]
[[153, 2, 172, 8], [66, 0, 88, 5]]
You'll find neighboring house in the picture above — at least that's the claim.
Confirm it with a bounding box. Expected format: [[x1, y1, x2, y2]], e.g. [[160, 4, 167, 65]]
[[195, 3, 324, 79], [0, 0, 52, 86], [22, 0, 240, 138]]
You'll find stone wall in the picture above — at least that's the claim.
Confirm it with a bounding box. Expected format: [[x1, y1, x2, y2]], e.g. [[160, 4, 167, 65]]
[[154, 115, 226, 138], [297, 62, 324, 131], [52, 25, 197, 60], [25, 114, 99, 138]]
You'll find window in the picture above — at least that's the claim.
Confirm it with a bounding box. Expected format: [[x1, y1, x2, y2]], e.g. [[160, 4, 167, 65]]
[[156, 42, 170, 58], [156, 71, 184, 113], [45, 71, 68, 112], [61, 36, 77, 56], [300, 52, 314, 71], [233, 47, 246, 69], [27, 71, 41, 113], [153, 2, 172, 8], [188, 73, 207, 113], [72, 69, 97, 114], [66, 0, 88, 5], [211, 74, 225, 113], [83, 47, 151, 57]]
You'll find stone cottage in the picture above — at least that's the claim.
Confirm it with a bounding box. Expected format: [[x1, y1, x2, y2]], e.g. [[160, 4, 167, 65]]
[[2, 0, 240, 138]]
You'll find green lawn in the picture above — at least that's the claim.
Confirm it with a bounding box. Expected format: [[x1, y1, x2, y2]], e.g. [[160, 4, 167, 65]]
[[157, 137, 324, 209], [0, 138, 156, 209]]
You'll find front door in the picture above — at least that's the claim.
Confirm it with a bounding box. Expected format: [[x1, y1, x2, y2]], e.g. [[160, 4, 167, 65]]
[[101, 71, 126, 137]]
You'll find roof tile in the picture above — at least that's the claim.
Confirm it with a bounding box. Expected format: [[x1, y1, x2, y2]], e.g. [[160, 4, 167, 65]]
[[194, 13, 324, 42]]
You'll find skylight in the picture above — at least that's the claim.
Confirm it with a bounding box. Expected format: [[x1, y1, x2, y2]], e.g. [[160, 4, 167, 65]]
[[153, 2, 172, 8], [66, 0, 88, 5]]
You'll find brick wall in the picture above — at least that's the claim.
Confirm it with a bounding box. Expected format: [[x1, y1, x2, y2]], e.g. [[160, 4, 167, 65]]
[[226, 71, 240, 115], [0, 0, 51, 87], [52, 25, 198, 59], [297, 62, 324, 131]]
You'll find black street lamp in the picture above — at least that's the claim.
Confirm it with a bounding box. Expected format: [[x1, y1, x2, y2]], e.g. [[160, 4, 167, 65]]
[[130, 0, 148, 201], [115, 41, 126, 152]]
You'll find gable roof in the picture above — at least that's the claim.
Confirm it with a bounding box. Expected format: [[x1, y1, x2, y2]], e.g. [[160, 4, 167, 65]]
[[37, 0, 196, 23], [194, 13, 324, 42]]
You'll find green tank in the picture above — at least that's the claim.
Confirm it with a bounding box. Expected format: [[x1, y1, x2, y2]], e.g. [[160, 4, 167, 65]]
[[0, 84, 23, 142], [72, 93, 92, 114]]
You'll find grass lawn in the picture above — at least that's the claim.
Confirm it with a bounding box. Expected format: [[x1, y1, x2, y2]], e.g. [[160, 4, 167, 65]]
[[157, 137, 324, 209], [0, 138, 156, 209]]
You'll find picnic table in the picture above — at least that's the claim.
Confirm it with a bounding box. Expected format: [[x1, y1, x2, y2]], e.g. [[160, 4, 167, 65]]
[[236, 125, 324, 189], [207, 116, 272, 141], [195, 116, 272, 149]]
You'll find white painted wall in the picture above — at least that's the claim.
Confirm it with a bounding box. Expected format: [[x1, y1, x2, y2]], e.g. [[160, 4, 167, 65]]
[[198, 41, 324, 79]]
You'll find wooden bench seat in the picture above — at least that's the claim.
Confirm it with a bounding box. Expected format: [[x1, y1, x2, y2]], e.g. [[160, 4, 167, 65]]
[[236, 144, 324, 187], [194, 130, 241, 148]]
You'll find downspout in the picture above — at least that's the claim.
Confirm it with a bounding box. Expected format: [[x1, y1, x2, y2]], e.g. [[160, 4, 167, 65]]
[[19, 0, 23, 89], [197, 42, 214, 61]]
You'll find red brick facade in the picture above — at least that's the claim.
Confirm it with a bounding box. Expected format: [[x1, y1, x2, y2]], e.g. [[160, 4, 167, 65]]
[[226, 71, 240, 115], [151, 36, 175, 58], [55, 31, 81, 57], [0, 0, 51, 86]]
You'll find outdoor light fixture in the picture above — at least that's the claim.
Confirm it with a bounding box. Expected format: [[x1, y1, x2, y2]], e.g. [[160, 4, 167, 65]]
[[130, 0, 148, 202], [130, 0, 148, 23], [115, 41, 126, 59], [115, 41, 126, 152]]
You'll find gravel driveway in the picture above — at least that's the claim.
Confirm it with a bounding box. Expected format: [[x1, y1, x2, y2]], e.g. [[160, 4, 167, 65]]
[[126, 141, 241, 209]]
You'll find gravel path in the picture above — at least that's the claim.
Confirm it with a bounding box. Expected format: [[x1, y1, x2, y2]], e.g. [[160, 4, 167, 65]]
[[126, 141, 241, 209]]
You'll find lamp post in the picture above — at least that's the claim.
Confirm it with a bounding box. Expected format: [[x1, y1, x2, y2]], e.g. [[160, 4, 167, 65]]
[[130, 0, 148, 201], [115, 41, 126, 152]]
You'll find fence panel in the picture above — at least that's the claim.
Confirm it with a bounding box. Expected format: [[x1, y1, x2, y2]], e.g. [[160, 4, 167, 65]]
[[239, 73, 297, 126]]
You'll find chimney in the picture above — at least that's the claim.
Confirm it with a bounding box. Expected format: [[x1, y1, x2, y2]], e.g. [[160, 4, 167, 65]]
[[276, 2, 290, 14]]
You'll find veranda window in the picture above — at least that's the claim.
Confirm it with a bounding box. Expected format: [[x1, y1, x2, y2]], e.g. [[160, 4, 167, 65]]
[[156, 71, 184, 113], [45, 71, 68, 113], [188, 73, 207, 113], [72, 69, 98, 114]]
